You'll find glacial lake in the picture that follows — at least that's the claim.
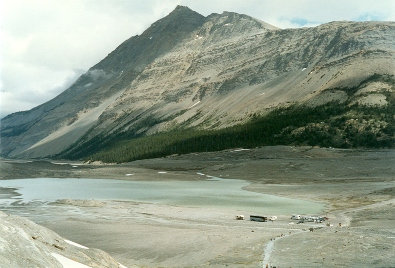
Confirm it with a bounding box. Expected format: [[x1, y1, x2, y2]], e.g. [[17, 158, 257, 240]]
[[0, 177, 324, 215]]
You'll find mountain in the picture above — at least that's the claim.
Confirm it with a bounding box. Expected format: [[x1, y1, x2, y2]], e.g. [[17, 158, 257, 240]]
[[1, 6, 394, 161]]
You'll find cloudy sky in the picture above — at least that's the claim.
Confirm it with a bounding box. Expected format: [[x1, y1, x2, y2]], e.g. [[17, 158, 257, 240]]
[[1, 0, 394, 118]]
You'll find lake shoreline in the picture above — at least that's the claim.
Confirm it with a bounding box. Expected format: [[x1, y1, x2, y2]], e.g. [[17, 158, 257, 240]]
[[0, 177, 325, 215], [1, 146, 394, 267]]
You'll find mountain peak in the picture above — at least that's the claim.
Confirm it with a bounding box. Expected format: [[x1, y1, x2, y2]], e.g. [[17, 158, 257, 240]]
[[169, 5, 201, 17], [154, 5, 205, 26], [145, 5, 205, 36], [173, 5, 192, 11]]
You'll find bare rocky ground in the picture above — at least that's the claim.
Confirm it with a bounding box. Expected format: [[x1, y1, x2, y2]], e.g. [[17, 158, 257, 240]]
[[0, 146, 394, 267], [0, 210, 123, 267]]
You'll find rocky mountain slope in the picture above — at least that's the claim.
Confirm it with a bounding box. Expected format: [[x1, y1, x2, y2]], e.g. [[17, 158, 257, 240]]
[[0, 211, 123, 267], [1, 6, 394, 159]]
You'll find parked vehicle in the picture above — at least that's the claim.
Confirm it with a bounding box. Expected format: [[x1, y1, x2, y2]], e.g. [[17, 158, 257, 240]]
[[291, 215, 301, 220], [250, 215, 267, 222], [235, 215, 244, 220]]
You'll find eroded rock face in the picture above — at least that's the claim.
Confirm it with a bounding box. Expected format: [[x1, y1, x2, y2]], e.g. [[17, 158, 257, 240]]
[[1, 6, 394, 158], [0, 211, 121, 267]]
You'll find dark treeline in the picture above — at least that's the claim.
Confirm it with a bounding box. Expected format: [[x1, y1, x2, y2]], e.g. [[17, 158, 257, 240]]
[[60, 74, 394, 163], [85, 102, 393, 163]]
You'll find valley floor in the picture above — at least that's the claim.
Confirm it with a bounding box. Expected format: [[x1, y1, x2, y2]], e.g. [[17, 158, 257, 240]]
[[0, 146, 394, 267]]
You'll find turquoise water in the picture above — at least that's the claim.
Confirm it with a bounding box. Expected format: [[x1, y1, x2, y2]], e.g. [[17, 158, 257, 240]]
[[0, 178, 324, 214]]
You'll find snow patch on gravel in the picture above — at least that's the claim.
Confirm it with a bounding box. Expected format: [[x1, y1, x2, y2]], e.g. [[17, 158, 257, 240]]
[[64, 239, 89, 249], [51, 252, 92, 268]]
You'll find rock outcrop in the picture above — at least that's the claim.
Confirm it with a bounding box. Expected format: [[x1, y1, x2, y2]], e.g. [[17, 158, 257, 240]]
[[0, 211, 122, 267]]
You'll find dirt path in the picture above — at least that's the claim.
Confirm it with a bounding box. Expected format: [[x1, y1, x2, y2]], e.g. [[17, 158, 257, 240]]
[[262, 228, 310, 267]]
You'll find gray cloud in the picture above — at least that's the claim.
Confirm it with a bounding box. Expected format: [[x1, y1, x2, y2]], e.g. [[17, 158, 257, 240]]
[[1, 0, 393, 118]]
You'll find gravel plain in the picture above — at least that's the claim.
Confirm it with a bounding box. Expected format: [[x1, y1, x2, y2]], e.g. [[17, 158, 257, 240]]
[[0, 146, 394, 267]]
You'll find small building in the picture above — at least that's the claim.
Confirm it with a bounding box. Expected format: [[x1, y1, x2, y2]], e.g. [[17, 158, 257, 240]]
[[250, 215, 267, 222]]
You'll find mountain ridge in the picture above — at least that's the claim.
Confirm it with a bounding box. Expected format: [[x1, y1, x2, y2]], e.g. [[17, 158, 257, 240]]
[[1, 6, 394, 159]]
